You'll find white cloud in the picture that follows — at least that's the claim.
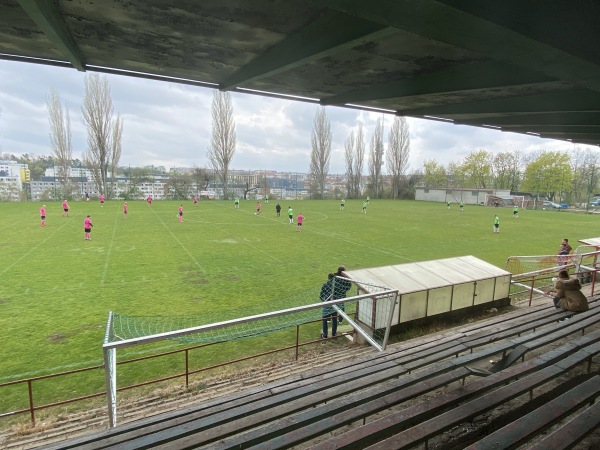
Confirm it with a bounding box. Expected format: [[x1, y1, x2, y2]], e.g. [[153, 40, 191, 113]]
[[0, 59, 595, 174]]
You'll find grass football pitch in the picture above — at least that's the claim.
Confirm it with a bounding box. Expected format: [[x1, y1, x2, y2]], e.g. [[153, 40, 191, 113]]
[[0, 199, 598, 412]]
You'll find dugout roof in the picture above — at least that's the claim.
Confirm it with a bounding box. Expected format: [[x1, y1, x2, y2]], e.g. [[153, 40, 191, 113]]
[[578, 237, 600, 249], [344, 255, 511, 295], [3, 1, 600, 147]]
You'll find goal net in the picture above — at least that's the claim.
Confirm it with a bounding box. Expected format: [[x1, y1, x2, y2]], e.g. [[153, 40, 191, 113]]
[[505, 246, 600, 296], [484, 194, 525, 208], [106, 278, 396, 347], [103, 277, 398, 426]]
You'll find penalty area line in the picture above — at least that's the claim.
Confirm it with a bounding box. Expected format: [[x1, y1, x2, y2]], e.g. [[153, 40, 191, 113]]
[[152, 209, 207, 275]]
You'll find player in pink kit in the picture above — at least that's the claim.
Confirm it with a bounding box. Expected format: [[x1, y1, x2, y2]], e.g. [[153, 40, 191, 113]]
[[99, 194, 105, 207], [62, 199, 69, 217], [147, 195, 152, 207], [84, 215, 93, 240], [40, 205, 46, 227], [123, 202, 128, 218], [178, 205, 184, 222], [296, 212, 305, 232], [193, 196, 198, 207]]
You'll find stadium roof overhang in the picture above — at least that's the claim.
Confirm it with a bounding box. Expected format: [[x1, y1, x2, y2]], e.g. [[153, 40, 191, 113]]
[[3, 1, 600, 147]]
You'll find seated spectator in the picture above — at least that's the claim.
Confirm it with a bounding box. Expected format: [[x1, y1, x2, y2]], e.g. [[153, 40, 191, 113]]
[[553, 270, 589, 312]]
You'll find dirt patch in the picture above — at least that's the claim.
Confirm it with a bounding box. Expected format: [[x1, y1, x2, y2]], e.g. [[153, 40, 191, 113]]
[[184, 272, 209, 284], [216, 274, 240, 282], [46, 332, 68, 344]]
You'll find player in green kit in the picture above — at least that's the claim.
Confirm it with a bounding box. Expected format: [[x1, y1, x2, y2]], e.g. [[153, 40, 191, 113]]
[[288, 206, 294, 224]]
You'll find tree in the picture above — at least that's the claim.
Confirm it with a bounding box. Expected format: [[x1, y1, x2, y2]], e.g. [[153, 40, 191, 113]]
[[192, 167, 211, 194], [460, 150, 493, 188], [368, 118, 384, 198], [47, 89, 72, 190], [309, 107, 332, 199], [570, 147, 600, 206], [445, 161, 464, 188], [164, 173, 194, 200], [344, 131, 355, 198], [352, 123, 366, 198], [386, 117, 410, 199], [109, 116, 123, 196], [422, 160, 446, 187], [521, 150, 572, 201], [493, 151, 522, 191], [208, 91, 236, 200], [81, 73, 123, 198]]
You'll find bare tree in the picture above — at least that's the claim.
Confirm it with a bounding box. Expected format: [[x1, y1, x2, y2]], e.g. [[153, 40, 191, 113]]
[[352, 122, 365, 198], [47, 89, 72, 190], [386, 117, 410, 199], [368, 118, 384, 198], [208, 91, 236, 199], [344, 131, 355, 198], [81, 73, 123, 197], [109, 115, 123, 196], [309, 107, 332, 199], [192, 166, 211, 194]]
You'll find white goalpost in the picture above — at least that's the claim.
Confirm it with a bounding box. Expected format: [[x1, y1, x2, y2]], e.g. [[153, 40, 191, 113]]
[[512, 195, 525, 209], [483, 194, 525, 208], [102, 285, 398, 427]]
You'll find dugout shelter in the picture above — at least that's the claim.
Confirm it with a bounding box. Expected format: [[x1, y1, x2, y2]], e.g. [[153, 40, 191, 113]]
[[344, 256, 512, 334], [579, 237, 600, 250]]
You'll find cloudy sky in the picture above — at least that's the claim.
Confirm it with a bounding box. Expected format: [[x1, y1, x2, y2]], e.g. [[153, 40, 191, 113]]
[[0, 59, 587, 174]]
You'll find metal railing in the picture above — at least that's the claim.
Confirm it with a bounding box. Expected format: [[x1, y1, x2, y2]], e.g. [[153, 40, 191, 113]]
[[510, 267, 598, 306], [0, 317, 353, 426]]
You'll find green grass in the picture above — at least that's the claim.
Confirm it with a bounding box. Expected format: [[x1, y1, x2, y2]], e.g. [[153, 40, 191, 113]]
[[0, 199, 598, 413]]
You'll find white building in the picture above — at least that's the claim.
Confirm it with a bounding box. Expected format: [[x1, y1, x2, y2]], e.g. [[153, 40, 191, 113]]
[[0, 160, 28, 201], [415, 187, 511, 206], [44, 167, 95, 179]]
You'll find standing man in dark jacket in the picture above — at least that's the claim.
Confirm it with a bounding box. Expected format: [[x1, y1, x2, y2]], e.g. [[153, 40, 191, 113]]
[[320, 274, 337, 338], [333, 265, 352, 323]]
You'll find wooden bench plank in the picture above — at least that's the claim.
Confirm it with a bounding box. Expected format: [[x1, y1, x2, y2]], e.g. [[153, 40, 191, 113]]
[[188, 367, 473, 450], [214, 331, 600, 450], [37, 298, 600, 450], [526, 399, 600, 450], [307, 336, 600, 450], [463, 375, 600, 449], [79, 359, 408, 450]]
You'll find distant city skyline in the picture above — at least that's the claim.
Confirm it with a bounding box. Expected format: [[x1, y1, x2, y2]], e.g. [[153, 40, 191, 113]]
[[0, 59, 594, 175]]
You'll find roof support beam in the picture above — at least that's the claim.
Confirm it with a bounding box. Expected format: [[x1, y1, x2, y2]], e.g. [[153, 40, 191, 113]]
[[501, 126, 600, 134], [320, 61, 553, 105], [312, 0, 600, 92], [220, 11, 395, 91], [539, 132, 600, 141], [16, 0, 85, 71], [395, 91, 600, 117], [457, 112, 600, 127]]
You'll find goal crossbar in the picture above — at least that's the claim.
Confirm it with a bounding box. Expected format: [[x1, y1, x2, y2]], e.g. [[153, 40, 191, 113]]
[[103, 287, 398, 427]]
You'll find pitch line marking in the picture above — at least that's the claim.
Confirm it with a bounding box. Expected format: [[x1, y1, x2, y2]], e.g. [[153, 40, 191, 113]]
[[152, 208, 206, 275], [0, 221, 69, 278], [100, 208, 120, 287]]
